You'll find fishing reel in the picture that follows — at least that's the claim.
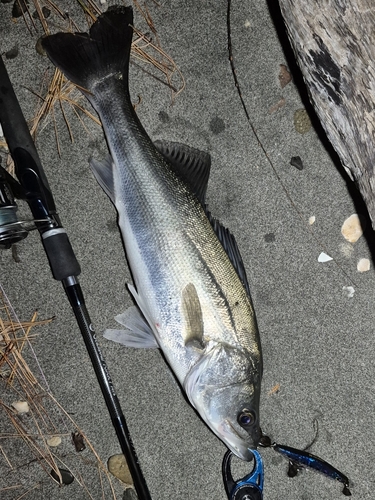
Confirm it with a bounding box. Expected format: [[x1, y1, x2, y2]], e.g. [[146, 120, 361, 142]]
[[0, 164, 28, 249], [0, 161, 56, 250]]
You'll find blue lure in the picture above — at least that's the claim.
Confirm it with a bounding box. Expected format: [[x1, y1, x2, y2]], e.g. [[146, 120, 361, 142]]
[[272, 443, 351, 496]]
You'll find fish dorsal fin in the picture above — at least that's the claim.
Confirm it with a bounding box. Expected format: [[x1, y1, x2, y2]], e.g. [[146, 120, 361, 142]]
[[181, 283, 205, 349], [207, 212, 252, 297], [90, 154, 115, 203], [154, 140, 211, 204]]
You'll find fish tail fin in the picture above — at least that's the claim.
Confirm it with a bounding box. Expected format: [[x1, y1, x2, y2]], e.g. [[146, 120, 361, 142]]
[[42, 6, 133, 93]]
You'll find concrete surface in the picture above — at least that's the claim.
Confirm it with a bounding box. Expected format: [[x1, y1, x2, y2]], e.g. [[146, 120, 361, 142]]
[[0, 1, 373, 499]]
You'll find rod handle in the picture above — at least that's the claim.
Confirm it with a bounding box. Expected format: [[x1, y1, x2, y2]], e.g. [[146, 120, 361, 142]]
[[42, 229, 81, 280]]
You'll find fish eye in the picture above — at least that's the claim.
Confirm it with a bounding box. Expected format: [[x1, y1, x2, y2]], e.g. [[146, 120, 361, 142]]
[[237, 408, 256, 428]]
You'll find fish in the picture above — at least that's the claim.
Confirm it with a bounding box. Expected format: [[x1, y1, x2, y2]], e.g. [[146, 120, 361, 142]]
[[42, 5, 262, 460]]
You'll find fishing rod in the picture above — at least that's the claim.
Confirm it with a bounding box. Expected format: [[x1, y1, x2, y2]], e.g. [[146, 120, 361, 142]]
[[0, 54, 152, 500]]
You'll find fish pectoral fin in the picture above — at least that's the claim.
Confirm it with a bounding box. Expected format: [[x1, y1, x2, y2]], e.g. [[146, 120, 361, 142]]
[[206, 212, 252, 298], [154, 140, 211, 204], [103, 305, 158, 349], [181, 283, 205, 349], [90, 154, 115, 203]]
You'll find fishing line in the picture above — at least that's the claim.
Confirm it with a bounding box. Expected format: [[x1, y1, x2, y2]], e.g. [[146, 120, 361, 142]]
[[226, 0, 356, 287]]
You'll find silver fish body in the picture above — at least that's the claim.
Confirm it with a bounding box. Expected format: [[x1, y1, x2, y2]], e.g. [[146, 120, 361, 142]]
[[42, 5, 262, 460]]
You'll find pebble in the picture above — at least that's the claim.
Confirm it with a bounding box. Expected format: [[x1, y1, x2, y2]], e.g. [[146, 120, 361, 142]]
[[5, 46, 18, 59], [35, 36, 46, 56], [32, 6, 50, 18], [72, 431, 86, 452], [47, 436, 62, 447], [357, 258, 370, 273], [308, 216, 315, 225], [290, 156, 304, 170], [50, 468, 74, 485], [269, 97, 286, 113], [341, 214, 364, 243], [108, 454, 133, 485], [294, 109, 312, 134], [279, 64, 292, 88], [318, 252, 333, 262], [12, 0, 28, 18], [11, 400, 29, 414], [343, 286, 355, 298]]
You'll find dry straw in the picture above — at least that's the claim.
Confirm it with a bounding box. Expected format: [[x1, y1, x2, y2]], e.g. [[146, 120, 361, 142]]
[[0, 287, 121, 498]]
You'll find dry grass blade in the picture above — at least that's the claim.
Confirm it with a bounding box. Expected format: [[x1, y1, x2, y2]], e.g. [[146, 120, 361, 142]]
[[0, 289, 120, 499], [132, 26, 185, 99]]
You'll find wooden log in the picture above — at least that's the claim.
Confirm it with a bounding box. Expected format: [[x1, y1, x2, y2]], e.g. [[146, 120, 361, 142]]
[[278, 0, 375, 229]]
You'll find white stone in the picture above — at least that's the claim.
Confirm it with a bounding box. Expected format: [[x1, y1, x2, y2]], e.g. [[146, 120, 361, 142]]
[[343, 286, 355, 298], [357, 258, 370, 273], [11, 401, 29, 414], [341, 214, 364, 243], [47, 436, 62, 447], [318, 252, 333, 262]]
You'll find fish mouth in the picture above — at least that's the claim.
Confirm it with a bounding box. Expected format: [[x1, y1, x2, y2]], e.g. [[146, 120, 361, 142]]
[[220, 419, 260, 461]]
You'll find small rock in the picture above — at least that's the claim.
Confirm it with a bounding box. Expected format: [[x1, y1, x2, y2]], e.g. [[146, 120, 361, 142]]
[[264, 233, 275, 243], [108, 454, 133, 485], [279, 64, 292, 88], [341, 214, 364, 243], [269, 97, 286, 113], [50, 468, 74, 485], [343, 286, 355, 298], [12, 0, 29, 18], [11, 400, 29, 414], [308, 216, 315, 225], [35, 36, 47, 56], [357, 258, 370, 273], [42, 5, 50, 17], [294, 109, 312, 134], [47, 436, 62, 447], [33, 5, 50, 18], [318, 252, 333, 263], [5, 46, 18, 59], [290, 156, 303, 170], [72, 431, 85, 452]]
